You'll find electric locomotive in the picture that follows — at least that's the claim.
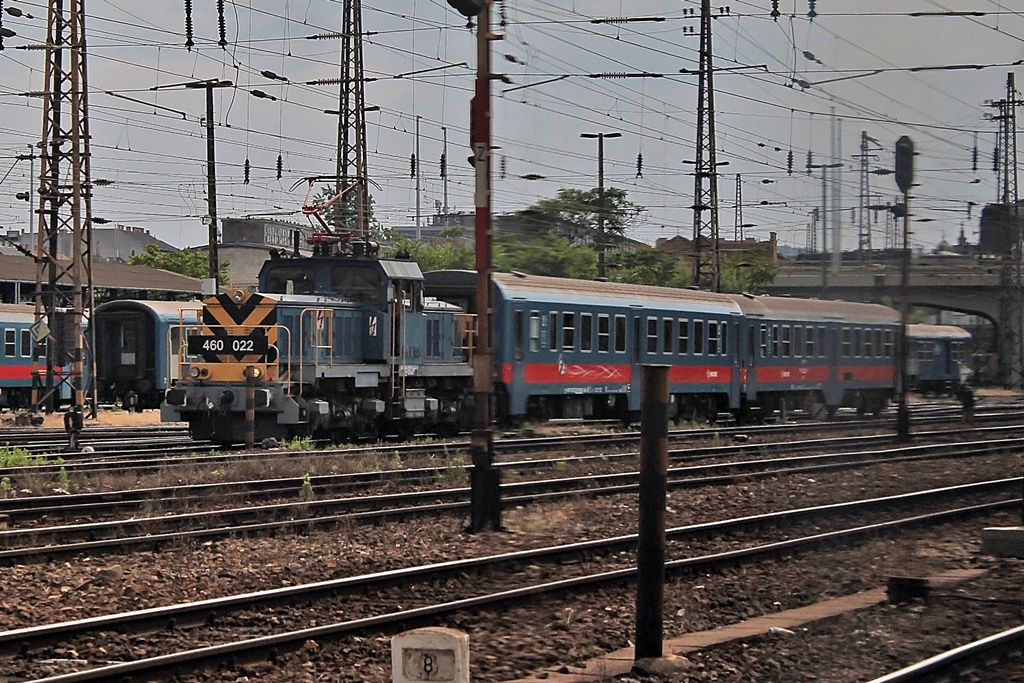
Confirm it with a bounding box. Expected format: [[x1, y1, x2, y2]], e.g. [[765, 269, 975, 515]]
[[161, 236, 474, 443]]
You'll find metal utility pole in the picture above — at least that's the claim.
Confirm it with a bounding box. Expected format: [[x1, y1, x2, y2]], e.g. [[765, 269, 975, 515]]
[[809, 160, 842, 298], [990, 73, 1024, 388], [32, 0, 95, 415], [806, 209, 818, 253], [854, 131, 882, 256], [690, 0, 722, 292], [336, 0, 369, 235], [894, 135, 915, 441], [734, 173, 743, 241], [830, 110, 842, 274], [415, 115, 422, 240], [442, 126, 449, 227], [581, 131, 621, 280]]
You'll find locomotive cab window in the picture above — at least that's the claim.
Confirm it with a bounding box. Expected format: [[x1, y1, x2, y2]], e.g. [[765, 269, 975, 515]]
[[329, 266, 383, 304], [598, 314, 610, 352], [266, 265, 317, 295]]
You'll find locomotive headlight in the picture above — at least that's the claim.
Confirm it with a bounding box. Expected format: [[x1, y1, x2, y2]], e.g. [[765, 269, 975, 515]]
[[189, 367, 201, 379], [232, 289, 245, 303], [251, 367, 263, 379]]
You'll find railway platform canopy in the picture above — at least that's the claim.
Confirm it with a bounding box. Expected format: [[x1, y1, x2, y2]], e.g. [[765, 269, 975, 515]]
[[0, 253, 202, 304]]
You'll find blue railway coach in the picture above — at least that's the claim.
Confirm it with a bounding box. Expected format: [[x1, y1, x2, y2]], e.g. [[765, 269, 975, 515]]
[[906, 323, 973, 394], [93, 300, 200, 409], [0, 303, 72, 409]]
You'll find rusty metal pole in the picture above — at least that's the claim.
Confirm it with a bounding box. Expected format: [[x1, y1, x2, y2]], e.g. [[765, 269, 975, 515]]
[[635, 365, 669, 661], [468, 1, 500, 532], [896, 187, 911, 441], [245, 365, 255, 449]]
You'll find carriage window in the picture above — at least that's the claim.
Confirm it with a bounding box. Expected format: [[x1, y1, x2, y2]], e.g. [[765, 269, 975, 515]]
[[549, 313, 558, 352], [884, 329, 894, 357], [805, 326, 814, 357], [873, 329, 881, 357], [679, 319, 690, 354], [842, 328, 852, 357], [529, 312, 541, 352], [780, 325, 791, 357], [708, 321, 719, 355], [864, 328, 873, 357], [4, 329, 13, 357], [817, 327, 826, 357], [615, 315, 626, 353], [771, 324, 779, 357], [20, 329, 31, 358], [581, 313, 593, 352], [598, 314, 610, 353], [855, 328, 864, 357], [647, 317, 659, 353], [794, 325, 804, 357], [662, 318, 674, 354], [721, 321, 728, 356], [562, 312, 576, 351], [760, 324, 768, 358], [694, 319, 705, 355], [513, 311, 524, 361]]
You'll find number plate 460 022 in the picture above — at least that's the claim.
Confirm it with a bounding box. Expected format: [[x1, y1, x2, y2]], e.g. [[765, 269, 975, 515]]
[[187, 335, 268, 356]]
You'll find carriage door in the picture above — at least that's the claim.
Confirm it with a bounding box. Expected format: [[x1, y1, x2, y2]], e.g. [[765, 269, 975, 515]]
[[730, 314, 743, 409]]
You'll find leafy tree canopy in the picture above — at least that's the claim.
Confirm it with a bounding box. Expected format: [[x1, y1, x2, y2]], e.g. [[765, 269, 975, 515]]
[[606, 245, 691, 288], [494, 232, 598, 280], [310, 185, 384, 239], [517, 187, 642, 245], [128, 244, 228, 283], [385, 226, 474, 272], [718, 248, 778, 294]]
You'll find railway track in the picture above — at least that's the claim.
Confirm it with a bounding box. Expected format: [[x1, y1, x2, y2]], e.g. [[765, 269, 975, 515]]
[[0, 431, 1020, 564], [1, 480, 1017, 681]]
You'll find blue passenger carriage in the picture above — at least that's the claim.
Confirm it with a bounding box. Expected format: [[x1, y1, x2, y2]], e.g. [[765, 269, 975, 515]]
[[729, 295, 901, 418], [0, 303, 72, 408], [93, 300, 200, 409], [906, 324, 973, 393]]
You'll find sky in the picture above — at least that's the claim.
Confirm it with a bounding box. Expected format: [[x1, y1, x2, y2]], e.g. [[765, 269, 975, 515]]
[[2, 1, 1024, 254]]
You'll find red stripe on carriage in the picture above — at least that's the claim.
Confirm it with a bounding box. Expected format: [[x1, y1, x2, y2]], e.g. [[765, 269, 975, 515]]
[[668, 365, 733, 383], [516, 363, 634, 384], [0, 365, 33, 379], [839, 365, 895, 381], [754, 365, 831, 383]]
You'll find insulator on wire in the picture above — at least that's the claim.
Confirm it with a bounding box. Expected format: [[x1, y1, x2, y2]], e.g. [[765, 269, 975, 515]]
[[440, 152, 447, 178], [787, 149, 794, 175], [0, 0, 5, 52], [771, 0, 780, 20], [243, 158, 251, 184], [501, 156, 507, 179], [217, 0, 228, 48], [410, 154, 416, 178], [184, 0, 194, 51], [636, 152, 643, 178], [808, 0, 816, 21], [500, 0, 507, 27], [972, 145, 978, 172], [806, 150, 813, 175], [276, 154, 283, 180], [993, 146, 1000, 173]]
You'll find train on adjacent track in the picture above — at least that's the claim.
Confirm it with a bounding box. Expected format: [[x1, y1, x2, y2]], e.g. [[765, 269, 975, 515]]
[[0, 303, 71, 409], [155, 235, 953, 445], [906, 323, 973, 394]]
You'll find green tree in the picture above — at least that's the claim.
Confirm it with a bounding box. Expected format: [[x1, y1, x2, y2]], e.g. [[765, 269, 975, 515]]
[[518, 187, 643, 246], [718, 248, 778, 294], [310, 185, 384, 238], [128, 244, 228, 283], [386, 226, 475, 271], [607, 246, 691, 288], [495, 232, 597, 279]]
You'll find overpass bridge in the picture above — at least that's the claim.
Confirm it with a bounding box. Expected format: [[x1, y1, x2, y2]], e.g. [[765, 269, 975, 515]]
[[763, 254, 1016, 385]]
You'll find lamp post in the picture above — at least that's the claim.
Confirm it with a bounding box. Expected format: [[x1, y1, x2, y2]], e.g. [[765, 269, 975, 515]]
[[581, 131, 621, 280], [808, 161, 843, 298], [151, 79, 232, 283]]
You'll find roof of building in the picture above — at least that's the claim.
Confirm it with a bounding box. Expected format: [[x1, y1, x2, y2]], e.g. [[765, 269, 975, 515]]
[[0, 254, 202, 294]]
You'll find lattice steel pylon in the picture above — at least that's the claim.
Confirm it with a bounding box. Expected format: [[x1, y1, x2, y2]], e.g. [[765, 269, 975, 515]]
[[690, 0, 721, 292], [991, 73, 1024, 388], [32, 0, 95, 414], [334, 0, 369, 235]]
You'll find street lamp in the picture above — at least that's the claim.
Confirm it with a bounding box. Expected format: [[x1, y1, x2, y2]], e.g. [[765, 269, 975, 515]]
[[580, 131, 621, 280]]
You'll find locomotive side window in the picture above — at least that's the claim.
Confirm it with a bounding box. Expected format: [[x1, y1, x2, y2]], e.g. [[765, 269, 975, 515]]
[[646, 317, 658, 353], [615, 315, 626, 353], [781, 325, 791, 358], [4, 329, 14, 357], [662, 318, 673, 355], [842, 328, 852, 357], [513, 311, 524, 361], [529, 312, 541, 352], [707, 321, 719, 355], [678, 319, 690, 354], [794, 326, 804, 357], [562, 312, 576, 352], [580, 313, 593, 352], [759, 324, 768, 358], [20, 329, 31, 358], [549, 313, 558, 352], [597, 314, 610, 352], [771, 324, 779, 358], [694, 319, 705, 355]]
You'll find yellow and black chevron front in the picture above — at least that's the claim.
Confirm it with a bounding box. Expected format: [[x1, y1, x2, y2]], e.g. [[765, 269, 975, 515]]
[[197, 289, 279, 364]]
